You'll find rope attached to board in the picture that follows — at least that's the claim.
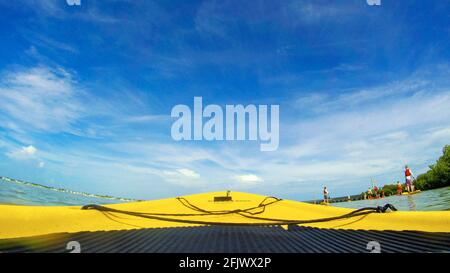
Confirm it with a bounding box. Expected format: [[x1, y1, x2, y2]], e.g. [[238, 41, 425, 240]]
[[81, 197, 397, 226]]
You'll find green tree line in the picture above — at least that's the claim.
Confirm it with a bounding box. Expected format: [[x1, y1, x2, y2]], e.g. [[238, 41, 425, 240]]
[[414, 145, 450, 190], [363, 145, 450, 197]]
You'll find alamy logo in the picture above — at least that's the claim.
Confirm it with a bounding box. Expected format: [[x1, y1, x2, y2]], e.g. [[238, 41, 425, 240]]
[[366, 241, 381, 253], [66, 0, 81, 6], [66, 241, 81, 253], [171, 97, 279, 151]]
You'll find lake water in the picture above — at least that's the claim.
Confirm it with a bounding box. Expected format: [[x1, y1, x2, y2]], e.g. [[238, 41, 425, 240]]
[[332, 186, 450, 211], [1, 176, 449, 211], [0, 177, 132, 206]]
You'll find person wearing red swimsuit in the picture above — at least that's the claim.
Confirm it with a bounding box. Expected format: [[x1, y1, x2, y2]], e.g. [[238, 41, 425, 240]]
[[405, 165, 415, 192]]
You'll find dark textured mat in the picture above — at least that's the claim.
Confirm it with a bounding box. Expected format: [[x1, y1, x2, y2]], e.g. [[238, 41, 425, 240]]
[[1, 225, 449, 253]]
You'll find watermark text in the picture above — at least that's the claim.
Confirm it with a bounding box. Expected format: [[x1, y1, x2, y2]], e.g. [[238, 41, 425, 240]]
[[171, 97, 279, 151]]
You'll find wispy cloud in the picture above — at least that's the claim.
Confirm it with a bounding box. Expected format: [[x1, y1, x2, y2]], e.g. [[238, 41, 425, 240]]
[[13, 0, 120, 23], [195, 0, 233, 38], [124, 115, 169, 123], [0, 63, 167, 137], [28, 34, 79, 54], [285, 0, 357, 25], [0, 66, 83, 133], [293, 78, 430, 114]]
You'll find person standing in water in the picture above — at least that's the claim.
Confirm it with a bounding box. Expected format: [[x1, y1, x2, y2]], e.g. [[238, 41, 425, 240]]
[[405, 165, 415, 193], [373, 185, 379, 198], [396, 181, 403, 195], [367, 187, 373, 199], [323, 187, 329, 203]]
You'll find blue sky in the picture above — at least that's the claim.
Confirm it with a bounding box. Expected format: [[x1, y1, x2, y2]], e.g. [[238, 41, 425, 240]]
[[0, 0, 450, 201]]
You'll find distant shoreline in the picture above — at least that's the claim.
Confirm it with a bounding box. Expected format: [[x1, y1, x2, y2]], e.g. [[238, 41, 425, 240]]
[[305, 194, 367, 204]]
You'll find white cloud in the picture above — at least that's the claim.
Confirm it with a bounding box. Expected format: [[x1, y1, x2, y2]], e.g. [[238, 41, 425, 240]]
[[161, 168, 203, 187], [235, 174, 262, 183], [22, 145, 37, 155], [163, 168, 200, 179], [177, 168, 200, 178], [38, 161, 45, 168], [6, 145, 37, 160], [115, 164, 160, 176]]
